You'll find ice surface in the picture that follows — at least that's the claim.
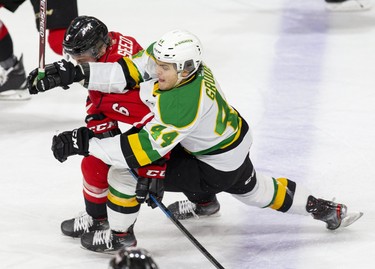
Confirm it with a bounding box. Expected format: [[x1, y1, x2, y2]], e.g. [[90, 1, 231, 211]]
[[1, 0, 374, 268]]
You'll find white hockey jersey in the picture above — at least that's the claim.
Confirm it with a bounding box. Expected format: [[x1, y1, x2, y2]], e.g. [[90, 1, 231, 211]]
[[87, 43, 253, 171]]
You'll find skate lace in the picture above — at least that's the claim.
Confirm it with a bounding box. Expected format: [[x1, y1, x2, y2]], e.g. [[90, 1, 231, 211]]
[[73, 212, 93, 232], [92, 229, 113, 249], [0, 66, 13, 86], [178, 200, 199, 219]]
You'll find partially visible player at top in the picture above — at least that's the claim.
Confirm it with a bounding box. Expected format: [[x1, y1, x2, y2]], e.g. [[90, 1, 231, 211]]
[[0, 0, 78, 100]]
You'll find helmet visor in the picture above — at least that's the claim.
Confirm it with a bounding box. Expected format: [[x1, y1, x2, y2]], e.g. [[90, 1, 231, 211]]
[[64, 38, 106, 59]]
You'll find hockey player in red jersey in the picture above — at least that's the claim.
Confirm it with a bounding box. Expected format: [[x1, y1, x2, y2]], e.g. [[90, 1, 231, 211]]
[[45, 16, 165, 248]]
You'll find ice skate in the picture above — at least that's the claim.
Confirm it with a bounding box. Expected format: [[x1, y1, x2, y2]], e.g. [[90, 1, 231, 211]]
[[325, 0, 373, 11], [306, 195, 363, 230], [80, 226, 137, 253], [61, 212, 109, 238], [0, 54, 30, 101], [167, 197, 220, 220]]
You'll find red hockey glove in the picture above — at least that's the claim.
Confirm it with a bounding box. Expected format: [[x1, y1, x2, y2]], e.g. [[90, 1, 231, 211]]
[[85, 113, 121, 138], [136, 163, 167, 179], [136, 163, 166, 208], [135, 153, 170, 208]]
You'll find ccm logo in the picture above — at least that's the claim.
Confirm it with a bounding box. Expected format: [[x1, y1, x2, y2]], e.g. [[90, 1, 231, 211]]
[[146, 170, 165, 177], [89, 121, 117, 132], [72, 129, 78, 149]]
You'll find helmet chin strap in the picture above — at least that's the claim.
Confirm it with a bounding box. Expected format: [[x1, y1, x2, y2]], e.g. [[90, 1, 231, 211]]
[[174, 69, 197, 87], [174, 73, 186, 87]]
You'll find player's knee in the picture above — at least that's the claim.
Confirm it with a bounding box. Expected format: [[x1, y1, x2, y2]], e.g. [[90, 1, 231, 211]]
[[81, 156, 109, 188]]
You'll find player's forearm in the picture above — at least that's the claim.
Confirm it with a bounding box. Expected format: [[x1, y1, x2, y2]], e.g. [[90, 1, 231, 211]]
[[89, 135, 130, 168], [85, 62, 128, 93]]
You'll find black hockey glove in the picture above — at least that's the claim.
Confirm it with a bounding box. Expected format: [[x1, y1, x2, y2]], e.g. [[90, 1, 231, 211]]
[[27, 59, 85, 94], [135, 177, 164, 209], [51, 127, 94, 163]]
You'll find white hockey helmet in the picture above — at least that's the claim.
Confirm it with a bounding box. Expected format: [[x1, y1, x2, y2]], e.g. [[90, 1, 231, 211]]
[[153, 29, 203, 76]]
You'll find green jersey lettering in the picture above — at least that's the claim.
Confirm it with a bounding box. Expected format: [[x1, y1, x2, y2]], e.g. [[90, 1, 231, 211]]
[[215, 92, 239, 135], [150, 125, 179, 147]]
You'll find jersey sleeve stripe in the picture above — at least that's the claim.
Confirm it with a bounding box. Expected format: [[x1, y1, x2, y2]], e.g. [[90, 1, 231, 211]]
[[117, 57, 142, 89], [127, 133, 152, 166], [120, 134, 141, 168]]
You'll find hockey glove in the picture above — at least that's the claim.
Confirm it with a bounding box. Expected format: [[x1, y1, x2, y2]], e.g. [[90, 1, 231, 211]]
[[85, 113, 121, 139], [135, 157, 169, 208], [135, 177, 164, 209], [136, 163, 167, 179], [27, 59, 85, 94], [51, 127, 94, 163]]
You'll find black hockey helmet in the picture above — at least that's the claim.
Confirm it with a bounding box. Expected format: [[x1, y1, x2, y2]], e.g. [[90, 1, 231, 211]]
[[63, 15, 110, 58], [109, 247, 159, 269]]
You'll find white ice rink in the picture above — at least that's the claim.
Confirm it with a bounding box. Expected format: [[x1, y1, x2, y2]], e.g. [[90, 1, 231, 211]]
[[1, 0, 375, 268]]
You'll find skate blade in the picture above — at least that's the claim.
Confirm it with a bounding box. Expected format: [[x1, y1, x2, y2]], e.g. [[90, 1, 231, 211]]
[[183, 211, 221, 221], [341, 211, 363, 228], [80, 245, 116, 255]]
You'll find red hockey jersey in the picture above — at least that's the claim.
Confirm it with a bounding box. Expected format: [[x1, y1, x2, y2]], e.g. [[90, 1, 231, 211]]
[[86, 32, 153, 129]]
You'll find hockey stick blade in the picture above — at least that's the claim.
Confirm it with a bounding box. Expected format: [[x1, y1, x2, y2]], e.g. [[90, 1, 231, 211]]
[[341, 211, 363, 228]]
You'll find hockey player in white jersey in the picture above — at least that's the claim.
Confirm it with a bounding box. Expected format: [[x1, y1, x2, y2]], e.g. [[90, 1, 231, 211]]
[[27, 29, 363, 253]]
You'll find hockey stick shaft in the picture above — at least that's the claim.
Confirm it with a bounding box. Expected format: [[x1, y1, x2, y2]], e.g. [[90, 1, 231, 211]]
[[129, 169, 224, 269], [38, 0, 47, 79]]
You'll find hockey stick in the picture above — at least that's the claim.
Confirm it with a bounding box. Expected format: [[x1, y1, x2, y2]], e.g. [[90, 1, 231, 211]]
[[129, 169, 225, 269], [38, 0, 47, 80], [148, 195, 225, 269]]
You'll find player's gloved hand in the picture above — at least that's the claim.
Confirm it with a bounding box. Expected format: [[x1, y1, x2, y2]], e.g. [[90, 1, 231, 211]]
[[135, 177, 164, 209], [136, 163, 167, 179], [85, 113, 121, 139], [135, 159, 169, 208], [51, 127, 94, 163], [27, 59, 85, 94]]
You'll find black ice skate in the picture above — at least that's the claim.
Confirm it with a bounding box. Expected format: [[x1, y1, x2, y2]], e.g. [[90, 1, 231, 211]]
[[61, 212, 109, 238], [306, 195, 363, 230], [80, 226, 137, 253], [167, 197, 220, 220], [0, 55, 30, 101]]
